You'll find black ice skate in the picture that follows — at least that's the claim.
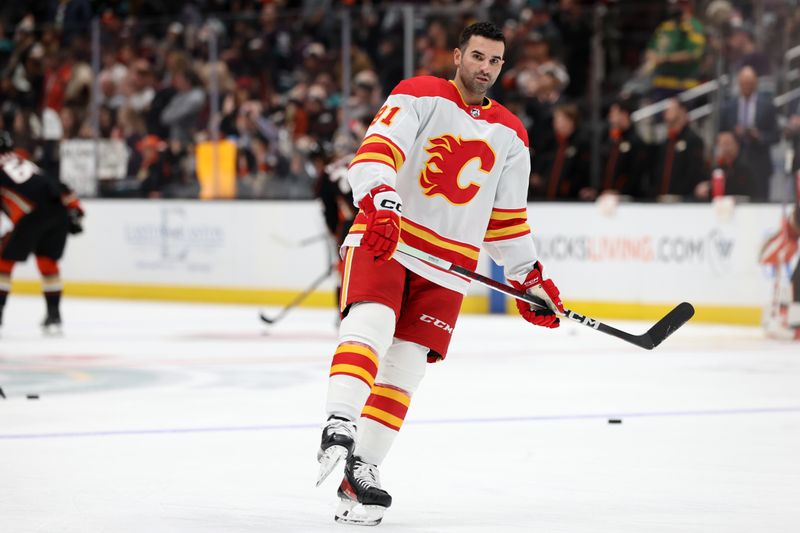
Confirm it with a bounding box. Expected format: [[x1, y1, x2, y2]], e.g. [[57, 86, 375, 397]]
[[41, 314, 62, 336], [316, 415, 356, 487], [334, 455, 392, 526]]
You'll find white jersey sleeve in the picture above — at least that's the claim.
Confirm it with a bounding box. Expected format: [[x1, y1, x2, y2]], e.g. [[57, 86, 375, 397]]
[[482, 133, 539, 283]]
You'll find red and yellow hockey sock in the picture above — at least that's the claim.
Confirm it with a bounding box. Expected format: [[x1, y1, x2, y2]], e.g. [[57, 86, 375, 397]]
[[356, 383, 412, 465], [326, 341, 380, 421]]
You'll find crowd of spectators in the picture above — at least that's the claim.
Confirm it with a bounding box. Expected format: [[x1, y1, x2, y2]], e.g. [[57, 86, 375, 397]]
[[0, 0, 798, 202]]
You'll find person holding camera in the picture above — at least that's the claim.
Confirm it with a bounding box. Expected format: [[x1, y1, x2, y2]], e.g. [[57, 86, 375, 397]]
[[0, 130, 84, 334]]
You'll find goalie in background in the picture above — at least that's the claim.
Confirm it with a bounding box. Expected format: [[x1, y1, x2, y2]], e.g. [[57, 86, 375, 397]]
[[759, 206, 800, 340], [0, 130, 84, 334]]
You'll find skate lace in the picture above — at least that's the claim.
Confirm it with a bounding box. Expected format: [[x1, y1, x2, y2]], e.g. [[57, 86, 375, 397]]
[[353, 460, 381, 489]]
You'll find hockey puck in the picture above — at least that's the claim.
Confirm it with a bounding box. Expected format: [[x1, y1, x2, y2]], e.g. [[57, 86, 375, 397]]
[[607, 418, 622, 424], [26, 394, 39, 400]]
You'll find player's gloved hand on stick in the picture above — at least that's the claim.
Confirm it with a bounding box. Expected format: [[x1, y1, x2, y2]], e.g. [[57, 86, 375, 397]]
[[360, 184, 402, 263], [67, 206, 84, 234], [62, 193, 84, 235], [509, 261, 564, 328]]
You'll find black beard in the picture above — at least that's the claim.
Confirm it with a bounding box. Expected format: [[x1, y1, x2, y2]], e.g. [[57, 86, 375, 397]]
[[459, 71, 493, 97]]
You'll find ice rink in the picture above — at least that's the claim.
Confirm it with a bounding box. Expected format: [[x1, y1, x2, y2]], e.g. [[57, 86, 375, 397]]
[[1, 295, 799, 533]]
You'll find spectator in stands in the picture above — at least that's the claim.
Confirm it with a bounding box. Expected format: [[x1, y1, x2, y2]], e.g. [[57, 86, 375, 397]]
[[727, 23, 771, 78], [1, 16, 40, 111], [552, 0, 591, 100], [644, 0, 706, 101], [42, 49, 80, 115], [47, 0, 92, 47], [696, 130, 756, 200], [263, 147, 314, 200], [524, 1, 562, 50], [115, 104, 146, 141], [305, 83, 337, 145], [121, 59, 156, 114], [58, 106, 80, 139], [525, 66, 567, 156], [98, 71, 125, 111], [502, 32, 567, 102], [597, 96, 650, 199], [650, 97, 708, 200], [159, 68, 205, 145], [347, 69, 382, 125], [529, 102, 590, 201], [419, 18, 454, 79], [375, 35, 404, 96], [719, 65, 779, 192], [133, 134, 172, 198]]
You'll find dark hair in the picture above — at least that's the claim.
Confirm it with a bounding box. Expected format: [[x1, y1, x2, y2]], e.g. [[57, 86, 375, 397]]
[[458, 22, 505, 50], [554, 103, 580, 126], [612, 96, 638, 116]]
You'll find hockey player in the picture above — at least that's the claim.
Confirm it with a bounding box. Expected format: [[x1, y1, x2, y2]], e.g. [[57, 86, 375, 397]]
[[316, 23, 564, 525], [0, 130, 84, 334], [760, 204, 800, 339]]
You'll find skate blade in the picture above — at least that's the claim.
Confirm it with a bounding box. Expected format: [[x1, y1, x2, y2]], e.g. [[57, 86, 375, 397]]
[[42, 325, 63, 337], [316, 445, 348, 487], [334, 498, 385, 526]]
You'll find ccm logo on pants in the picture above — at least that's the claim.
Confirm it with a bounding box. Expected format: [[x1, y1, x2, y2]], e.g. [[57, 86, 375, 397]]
[[419, 314, 453, 334]]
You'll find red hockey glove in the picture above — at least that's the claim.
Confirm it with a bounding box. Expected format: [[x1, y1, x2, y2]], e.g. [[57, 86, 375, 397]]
[[509, 262, 565, 328], [359, 184, 402, 263]]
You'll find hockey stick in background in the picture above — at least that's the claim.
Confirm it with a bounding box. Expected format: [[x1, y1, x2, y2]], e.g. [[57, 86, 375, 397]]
[[261, 232, 339, 325], [396, 243, 694, 350], [259, 263, 335, 325]]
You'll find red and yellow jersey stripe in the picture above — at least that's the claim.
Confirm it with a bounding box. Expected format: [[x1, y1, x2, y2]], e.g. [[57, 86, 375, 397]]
[[349, 134, 406, 173], [361, 383, 411, 431], [483, 207, 531, 242]]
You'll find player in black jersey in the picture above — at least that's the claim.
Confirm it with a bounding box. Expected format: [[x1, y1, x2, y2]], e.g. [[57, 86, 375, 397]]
[[0, 130, 84, 334]]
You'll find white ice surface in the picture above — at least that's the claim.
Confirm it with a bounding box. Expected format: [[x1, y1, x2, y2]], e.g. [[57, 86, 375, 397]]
[[1, 296, 799, 533]]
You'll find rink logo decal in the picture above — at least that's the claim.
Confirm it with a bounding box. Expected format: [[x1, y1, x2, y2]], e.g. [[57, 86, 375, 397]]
[[419, 314, 454, 334], [124, 207, 225, 270], [419, 134, 495, 205]]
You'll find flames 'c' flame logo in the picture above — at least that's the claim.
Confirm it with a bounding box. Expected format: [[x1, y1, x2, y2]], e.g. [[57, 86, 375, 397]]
[[418, 135, 495, 205]]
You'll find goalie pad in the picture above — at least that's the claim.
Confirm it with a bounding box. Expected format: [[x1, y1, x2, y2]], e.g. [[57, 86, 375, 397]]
[[760, 218, 799, 266]]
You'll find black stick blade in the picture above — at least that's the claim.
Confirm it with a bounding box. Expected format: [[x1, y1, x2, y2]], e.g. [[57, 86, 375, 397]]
[[259, 312, 278, 324], [644, 302, 695, 349]]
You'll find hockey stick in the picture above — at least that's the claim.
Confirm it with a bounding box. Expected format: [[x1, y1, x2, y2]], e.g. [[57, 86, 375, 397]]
[[395, 242, 694, 350], [259, 263, 335, 325]]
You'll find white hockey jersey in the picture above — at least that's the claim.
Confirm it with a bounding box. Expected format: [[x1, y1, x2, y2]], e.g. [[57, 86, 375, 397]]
[[344, 76, 539, 294]]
